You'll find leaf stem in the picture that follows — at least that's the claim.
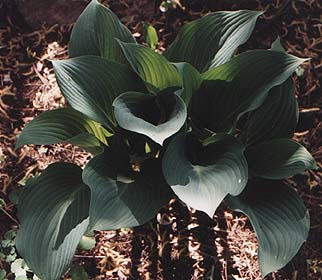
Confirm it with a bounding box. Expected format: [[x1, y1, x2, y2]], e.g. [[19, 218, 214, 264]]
[[0, 208, 19, 225]]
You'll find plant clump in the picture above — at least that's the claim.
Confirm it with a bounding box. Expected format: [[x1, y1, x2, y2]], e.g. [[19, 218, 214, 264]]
[[15, 1, 316, 279]]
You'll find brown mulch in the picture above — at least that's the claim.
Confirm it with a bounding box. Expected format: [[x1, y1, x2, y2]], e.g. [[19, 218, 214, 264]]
[[0, 0, 321, 279]]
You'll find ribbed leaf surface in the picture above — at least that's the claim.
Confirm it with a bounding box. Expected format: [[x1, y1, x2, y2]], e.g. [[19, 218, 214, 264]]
[[162, 133, 248, 217], [83, 150, 173, 230], [191, 50, 306, 132], [118, 41, 181, 92], [246, 139, 317, 179], [69, 0, 135, 62], [113, 91, 187, 145], [164, 10, 262, 71], [16, 107, 107, 154], [226, 180, 309, 277], [241, 78, 298, 146], [15, 163, 90, 280], [174, 62, 202, 106], [52, 55, 146, 131]]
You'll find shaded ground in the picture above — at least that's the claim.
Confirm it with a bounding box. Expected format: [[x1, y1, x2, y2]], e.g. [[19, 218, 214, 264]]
[[0, 0, 321, 279]]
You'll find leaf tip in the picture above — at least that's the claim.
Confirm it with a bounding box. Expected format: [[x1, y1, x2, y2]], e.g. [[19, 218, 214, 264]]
[[255, 10, 264, 16], [15, 135, 23, 150], [51, 59, 64, 70], [311, 159, 318, 170]]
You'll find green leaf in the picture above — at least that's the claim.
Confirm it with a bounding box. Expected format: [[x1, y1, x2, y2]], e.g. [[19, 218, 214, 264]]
[[241, 78, 299, 146], [15, 163, 90, 280], [191, 50, 306, 132], [0, 269, 6, 280], [118, 41, 181, 92], [69, 0, 135, 62], [162, 133, 248, 217], [246, 139, 317, 179], [226, 180, 310, 277], [113, 91, 187, 145], [71, 265, 88, 280], [52, 55, 146, 131], [174, 62, 202, 106], [16, 108, 107, 153], [4, 229, 16, 240], [271, 36, 285, 52], [77, 236, 95, 251], [0, 198, 4, 208], [83, 149, 173, 230], [164, 10, 262, 72], [144, 24, 158, 49]]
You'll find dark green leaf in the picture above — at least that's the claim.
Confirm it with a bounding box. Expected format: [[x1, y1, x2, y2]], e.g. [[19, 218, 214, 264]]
[[162, 133, 248, 217], [69, 0, 135, 62], [174, 62, 202, 106], [226, 180, 309, 277], [164, 10, 262, 71], [83, 149, 173, 230], [113, 91, 187, 145], [118, 41, 181, 93], [16, 108, 108, 153], [52, 55, 146, 131], [191, 50, 306, 132], [71, 265, 88, 280], [246, 139, 317, 179], [15, 163, 90, 280], [241, 78, 299, 146]]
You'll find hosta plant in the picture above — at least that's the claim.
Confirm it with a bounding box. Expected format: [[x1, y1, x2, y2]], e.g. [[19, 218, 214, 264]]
[[15, 1, 316, 279]]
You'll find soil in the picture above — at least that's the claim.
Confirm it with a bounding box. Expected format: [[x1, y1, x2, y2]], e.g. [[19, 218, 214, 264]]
[[0, 0, 321, 279]]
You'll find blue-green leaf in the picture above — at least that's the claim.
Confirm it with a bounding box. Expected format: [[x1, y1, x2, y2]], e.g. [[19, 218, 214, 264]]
[[164, 10, 262, 71], [69, 0, 135, 62], [174, 62, 202, 106], [52, 55, 146, 131], [241, 78, 299, 146], [226, 180, 310, 277], [245, 139, 317, 179], [190, 50, 306, 132], [113, 91, 187, 145], [83, 149, 173, 230], [162, 133, 248, 217], [15, 163, 90, 280], [16, 108, 108, 154]]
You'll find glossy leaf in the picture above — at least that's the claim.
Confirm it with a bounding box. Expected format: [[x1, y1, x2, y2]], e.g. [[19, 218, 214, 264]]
[[246, 139, 317, 179], [174, 62, 202, 106], [52, 55, 146, 131], [241, 78, 298, 146], [83, 149, 173, 230], [191, 50, 306, 132], [69, 0, 135, 62], [164, 10, 262, 71], [15, 163, 90, 280], [162, 133, 248, 217], [118, 41, 181, 92], [113, 91, 187, 145], [16, 108, 107, 154], [226, 180, 309, 277]]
